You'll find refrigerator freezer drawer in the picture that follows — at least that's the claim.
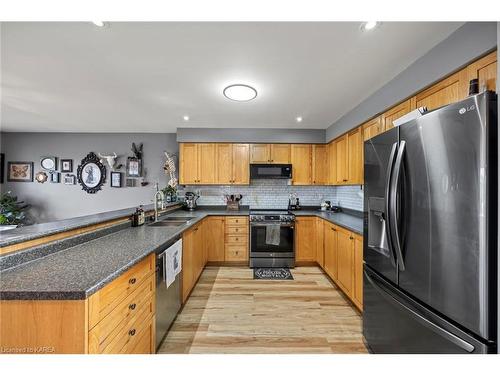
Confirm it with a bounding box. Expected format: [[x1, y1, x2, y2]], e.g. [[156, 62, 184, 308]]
[[363, 267, 496, 354]]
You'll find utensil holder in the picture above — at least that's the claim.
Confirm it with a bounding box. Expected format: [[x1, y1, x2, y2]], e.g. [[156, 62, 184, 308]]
[[226, 201, 240, 211]]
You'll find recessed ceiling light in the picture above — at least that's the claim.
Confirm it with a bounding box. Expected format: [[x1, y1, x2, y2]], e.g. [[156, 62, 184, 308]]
[[361, 21, 379, 31], [296, 116, 303, 123], [223, 84, 257, 102], [92, 21, 105, 27], [183, 115, 190, 121]]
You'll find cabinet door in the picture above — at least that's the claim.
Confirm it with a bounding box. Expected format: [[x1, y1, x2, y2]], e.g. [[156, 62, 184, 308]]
[[315, 218, 325, 267], [334, 135, 348, 184], [193, 224, 204, 281], [216, 144, 233, 184], [270, 144, 291, 164], [291, 144, 312, 185], [312, 145, 328, 185], [232, 144, 250, 184], [323, 222, 338, 281], [198, 143, 217, 184], [295, 217, 316, 261], [179, 143, 199, 184], [336, 227, 353, 297], [352, 234, 363, 311], [467, 51, 497, 92], [415, 70, 467, 111], [250, 144, 270, 163], [205, 217, 225, 262], [327, 141, 336, 185], [382, 99, 414, 132], [182, 229, 195, 304], [362, 116, 382, 141], [347, 127, 363, 184]]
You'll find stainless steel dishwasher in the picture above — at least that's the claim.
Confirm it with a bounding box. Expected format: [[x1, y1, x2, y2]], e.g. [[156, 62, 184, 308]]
[[155, 237, 181, 350]]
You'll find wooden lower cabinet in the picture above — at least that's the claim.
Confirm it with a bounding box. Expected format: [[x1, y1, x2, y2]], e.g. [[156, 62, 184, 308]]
[[182, 223, 204, 304], [0, 254, 156, 354], [315, 217, 324, 267], [320, 219, 363, 311], [295, 216, 317, 262], [224, 216, 249, 263], [205, 217, 225, 262]]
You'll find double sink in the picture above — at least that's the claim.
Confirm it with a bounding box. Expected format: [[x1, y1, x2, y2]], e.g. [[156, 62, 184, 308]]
[[148, 216, 196, 227]]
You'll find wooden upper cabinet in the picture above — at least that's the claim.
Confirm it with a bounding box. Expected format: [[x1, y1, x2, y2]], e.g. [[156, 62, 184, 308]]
[[198, 143, 217, 184], [270, 144, 291, 164], [382, 99, 415, 132], [415, 70, 467, 111], [347, 127, 363, 185], [295, 216, 316, 262], [232, 144, 250, 184], [336, 226, 353, 296], [215, 143, 233, 184], [250, 144, 270, 163], [250, 144, 290, 164], [323, 221, 338, 282], [467, 51, 497, 92], [327, 141, 336, 185], [362, 116, 382, 141], [352, 234, 363, 311], [312, 144, 328, 185], [290, 144, 312, 185], [334, 135, 348, 184], [179, 143, 199, 184]]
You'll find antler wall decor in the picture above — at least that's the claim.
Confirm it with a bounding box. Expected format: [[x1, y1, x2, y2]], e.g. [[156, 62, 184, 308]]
[[163, 152, 178, 188]]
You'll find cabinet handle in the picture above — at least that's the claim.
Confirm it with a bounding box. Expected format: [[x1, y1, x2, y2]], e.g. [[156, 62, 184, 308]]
[[343, 179, 348, 182], [129, 303, 136, 310], [129, 329, 136, 336], [194, 227, 199, 231], [129, 278, 136, 285], [350, 236, 354, 240]]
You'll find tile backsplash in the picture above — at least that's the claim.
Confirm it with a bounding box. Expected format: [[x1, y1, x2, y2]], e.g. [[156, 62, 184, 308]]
[[180, 180, 364, 211]]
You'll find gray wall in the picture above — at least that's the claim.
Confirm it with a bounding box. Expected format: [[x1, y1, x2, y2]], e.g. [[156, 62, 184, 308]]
[[177, 127, 326, 143], [0, 133, 178, 222], [326, 22, 498, 141]]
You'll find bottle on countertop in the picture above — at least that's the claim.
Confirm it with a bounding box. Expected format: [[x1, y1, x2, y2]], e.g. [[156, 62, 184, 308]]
[[131, 205, 146, 227]]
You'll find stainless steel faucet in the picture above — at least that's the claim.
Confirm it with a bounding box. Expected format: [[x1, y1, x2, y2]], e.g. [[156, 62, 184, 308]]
[[154, 183, 165, 222]]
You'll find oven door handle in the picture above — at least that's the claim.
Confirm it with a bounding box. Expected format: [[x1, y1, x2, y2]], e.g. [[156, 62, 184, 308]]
[[250, 223, 295, 228]]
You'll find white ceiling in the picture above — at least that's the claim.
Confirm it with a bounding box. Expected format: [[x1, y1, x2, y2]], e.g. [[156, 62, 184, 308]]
[[0, 22, 463, 133]]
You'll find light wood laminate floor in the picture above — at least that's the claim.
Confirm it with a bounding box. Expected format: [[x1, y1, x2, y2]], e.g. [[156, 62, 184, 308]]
[[158, 266, 367, 354]]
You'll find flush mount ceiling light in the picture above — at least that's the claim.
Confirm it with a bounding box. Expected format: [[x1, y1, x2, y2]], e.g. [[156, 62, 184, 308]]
[[223, 84, 257, 102], [91, 21, 105, 27], [296, 116, 303, 123], [361, 21, 380, 31], [183, 115, 190, 121]]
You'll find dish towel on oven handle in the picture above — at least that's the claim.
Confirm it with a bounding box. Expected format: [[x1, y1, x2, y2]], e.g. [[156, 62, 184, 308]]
[[265, 224, 281, 246], [165, 239, 183, 288]]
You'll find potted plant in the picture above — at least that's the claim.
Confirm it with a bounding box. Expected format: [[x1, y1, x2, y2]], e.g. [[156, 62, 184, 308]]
[[0, 192, 29, 230], [162, 185, 178, 203]]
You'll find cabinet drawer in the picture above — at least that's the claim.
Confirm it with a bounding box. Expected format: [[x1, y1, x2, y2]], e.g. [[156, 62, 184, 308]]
[[88, 254, 155, 328], [225, 246, 248, 261], [224, 234, 248, 244], [91, 300, 154, 354], [225, 217, 248, 226], [225, 225, 249, 235], [88, 275, 155, 351], [124, 318, 155, 354]]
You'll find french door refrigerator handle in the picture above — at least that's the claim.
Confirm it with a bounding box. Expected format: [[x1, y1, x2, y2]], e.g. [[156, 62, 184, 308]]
[[384, 142, 399, 267], [364, 270, 475, 353], [390, 140, 406, 271]]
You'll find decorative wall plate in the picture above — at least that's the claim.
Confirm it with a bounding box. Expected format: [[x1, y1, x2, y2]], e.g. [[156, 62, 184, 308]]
[[77, 152, 106, 194], [40, 156, 57, 171]]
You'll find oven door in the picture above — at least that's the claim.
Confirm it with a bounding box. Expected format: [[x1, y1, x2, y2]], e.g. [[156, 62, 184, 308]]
[[250, 223, 295, 257]]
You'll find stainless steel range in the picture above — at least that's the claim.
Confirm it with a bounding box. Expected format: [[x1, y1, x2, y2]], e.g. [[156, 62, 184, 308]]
[[249, 209, 295, 268]]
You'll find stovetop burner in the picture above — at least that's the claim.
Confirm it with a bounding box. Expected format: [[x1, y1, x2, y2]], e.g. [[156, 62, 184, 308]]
[[249, 208, 295, 222]]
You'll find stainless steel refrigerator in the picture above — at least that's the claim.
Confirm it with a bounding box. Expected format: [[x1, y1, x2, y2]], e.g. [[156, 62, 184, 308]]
[[363, 91, 497, 354]]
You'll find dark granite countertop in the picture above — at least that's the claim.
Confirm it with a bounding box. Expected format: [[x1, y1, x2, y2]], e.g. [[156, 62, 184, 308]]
[[0, 202, 182, 248], [0, 205, 362, 300]]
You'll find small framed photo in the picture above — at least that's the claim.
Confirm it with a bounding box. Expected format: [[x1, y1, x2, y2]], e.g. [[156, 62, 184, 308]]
[[111, 172, 123, 187], [40, 156, 58, 171], [126, 157, 142, 177], [7, 161, 34, 182], [61, 159, 73, 172], [50, 172, 60, 183], [63, 174, 76, 185]]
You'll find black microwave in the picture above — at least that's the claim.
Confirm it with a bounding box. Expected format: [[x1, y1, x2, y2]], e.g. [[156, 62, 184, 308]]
[[250, 164, 292, 179]]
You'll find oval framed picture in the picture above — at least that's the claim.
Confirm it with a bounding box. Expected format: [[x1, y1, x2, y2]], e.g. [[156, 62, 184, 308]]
[[77, 152, 106, 194]]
